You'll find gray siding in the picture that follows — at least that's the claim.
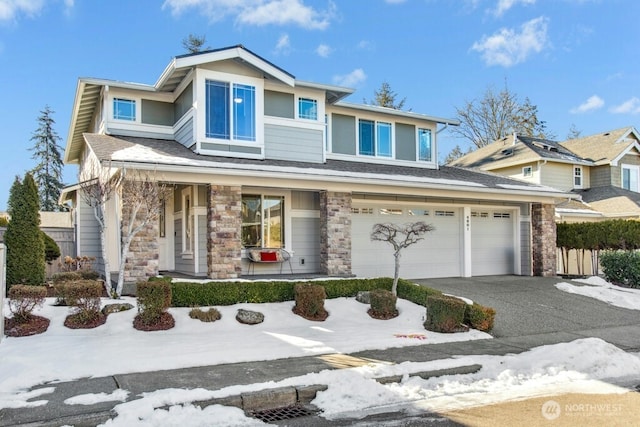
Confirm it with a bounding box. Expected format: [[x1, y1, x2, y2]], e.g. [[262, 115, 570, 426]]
[[78, 202, 104, 275], [332, 113, 356, 155], [141, 99, 174, 126], [264, 124, 323, 163], [173, 218, 195, 274], [291, 217, 320, 273], [265, 90, 294, 118], [198, 215, 207, 275], [395, 123, 416, 161], [292, 191, 320, 210], [174, 82, 193, 122], [201, 142, 261, 155], [175, 116, 194, 148]]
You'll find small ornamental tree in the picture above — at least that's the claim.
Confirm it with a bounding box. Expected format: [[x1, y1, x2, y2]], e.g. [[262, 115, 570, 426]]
[[5, 174, 46, 286], [371, 221, 435, 295]]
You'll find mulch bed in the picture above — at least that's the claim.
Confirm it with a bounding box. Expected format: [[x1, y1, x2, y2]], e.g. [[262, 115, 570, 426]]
[[133, 312, 175, 331], [64, 313, 107, 329], [4, 315, 50, 337], [367, 308, 399, 320], [292, 306, 329, 321]]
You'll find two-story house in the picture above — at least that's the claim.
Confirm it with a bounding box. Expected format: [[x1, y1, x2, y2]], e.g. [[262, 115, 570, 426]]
[[450, 127, 640, 220], [62, 45, 568, 286]]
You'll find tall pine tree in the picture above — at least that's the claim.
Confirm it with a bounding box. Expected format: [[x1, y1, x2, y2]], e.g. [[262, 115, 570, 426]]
[[30, 105, 65, 211], [5, 174, 45, 286]]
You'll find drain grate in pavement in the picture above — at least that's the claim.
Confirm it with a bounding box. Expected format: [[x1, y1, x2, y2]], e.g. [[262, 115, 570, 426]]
[[248, 404, 320, 422]]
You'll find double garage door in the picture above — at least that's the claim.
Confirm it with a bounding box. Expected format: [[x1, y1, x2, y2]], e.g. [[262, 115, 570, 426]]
[[351, 205, 516, 279]]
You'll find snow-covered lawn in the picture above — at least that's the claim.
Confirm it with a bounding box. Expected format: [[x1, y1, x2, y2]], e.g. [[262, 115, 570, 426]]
[[555, 276, 640, 310], [0, 296, 489, 400]]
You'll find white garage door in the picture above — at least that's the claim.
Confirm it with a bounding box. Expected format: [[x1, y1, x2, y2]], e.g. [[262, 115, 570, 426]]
[[351, 206, 462, 279], [471, 210, 515, 275]]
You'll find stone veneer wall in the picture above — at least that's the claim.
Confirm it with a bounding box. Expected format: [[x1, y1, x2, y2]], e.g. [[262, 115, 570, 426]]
[[532, 203, 556, 277], [207, 185, 242, 279], [319, 191, 352, 276], [121, 182, 159, 285]]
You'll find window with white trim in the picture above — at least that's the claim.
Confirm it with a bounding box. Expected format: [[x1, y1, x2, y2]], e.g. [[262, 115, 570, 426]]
[[523, 166, 533, 178], [622, 164, 640, 192], [181, 188, 193, 257], [298, 98, 318, 120], [573, 166, 583, 189], [205, 80, 256, 141], [113, 98, 136, 121], [359, 119, 392, 158], [242, 195, 284, 248], [418, 128, 432, 162]]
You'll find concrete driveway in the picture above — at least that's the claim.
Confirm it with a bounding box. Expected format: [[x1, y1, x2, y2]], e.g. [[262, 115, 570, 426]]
[[414, 275, 640, 352]]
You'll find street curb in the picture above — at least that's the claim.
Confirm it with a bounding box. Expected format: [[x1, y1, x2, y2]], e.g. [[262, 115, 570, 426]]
[[375, 364, 483, 385]]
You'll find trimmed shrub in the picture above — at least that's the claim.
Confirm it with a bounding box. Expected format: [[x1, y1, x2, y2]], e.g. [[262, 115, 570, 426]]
[[600, 250, 640, 288], [369, 288, 398, 318], [42, 232, 61, 265], [318, 278, 392, 298], [464, 303, 496, 332], [397, 279, 443, 306], [424, 295, 466, 333], [293, 283, 328, 320], [137, 281, 172, 325], [172, 281, 247, 307], [52, 271, 83, 284], [78, 270, 101, 280], [8, 285, 47, 322], [189, 307, 222, 322], [64, 280, 103, 323]]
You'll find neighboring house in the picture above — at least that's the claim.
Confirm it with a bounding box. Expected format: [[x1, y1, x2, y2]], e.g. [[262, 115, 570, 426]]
[[61, 45, 568, 285], [451, 127, 640, 219]]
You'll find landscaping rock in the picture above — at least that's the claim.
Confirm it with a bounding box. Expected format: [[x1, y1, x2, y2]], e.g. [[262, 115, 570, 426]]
[[102, 303, 134, 316], [236, 309, 264, 325], [356, 291, 370, 304]]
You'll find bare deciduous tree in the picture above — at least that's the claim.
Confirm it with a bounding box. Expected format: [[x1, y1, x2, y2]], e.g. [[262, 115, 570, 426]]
[[371, 222, 435, 295], [79, 161, 122, 296], [116, 171, 170, 297]]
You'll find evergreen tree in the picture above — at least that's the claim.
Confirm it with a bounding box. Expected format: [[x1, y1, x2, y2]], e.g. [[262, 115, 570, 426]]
[[366, 82, 407, 110], [182, 34, 208, 53], [5, 174, 45, 286], [30, 105, 65, 211]]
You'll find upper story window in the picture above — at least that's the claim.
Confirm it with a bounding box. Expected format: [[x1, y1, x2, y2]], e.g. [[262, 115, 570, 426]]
[[418, 128, 432, 162], [298, 98, 318, 120], [622, 164, 639, 192], [573, 166, 583, 189], [113, 98, 136, 121], [359, 119, 392, 158], [205, 80, 256, 141], [523, 166, 533, 178]]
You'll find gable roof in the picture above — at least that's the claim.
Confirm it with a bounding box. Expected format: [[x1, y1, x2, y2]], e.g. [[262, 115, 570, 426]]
[[450, 133, 591, 170], [575, 185, 640, 218], [560, 126, 640, 166], [81, 133, 570, 201]]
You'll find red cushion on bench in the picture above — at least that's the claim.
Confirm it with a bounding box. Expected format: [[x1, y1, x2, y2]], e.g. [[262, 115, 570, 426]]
[[260, 251, 277, 262]]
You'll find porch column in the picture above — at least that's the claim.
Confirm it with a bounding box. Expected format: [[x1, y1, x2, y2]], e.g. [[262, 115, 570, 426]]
[[121, 182, 159, 285], [531, 203, 556, 277], [207, 185, 242, 279], [320, 191, 352, 276]]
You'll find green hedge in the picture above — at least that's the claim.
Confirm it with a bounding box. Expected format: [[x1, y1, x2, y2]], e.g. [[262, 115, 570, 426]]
[[424, 295, 467, 333], [600, 250, 640, 288]]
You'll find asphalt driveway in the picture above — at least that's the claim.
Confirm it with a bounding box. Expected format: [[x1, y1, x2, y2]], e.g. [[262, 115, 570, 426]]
[[414, 275, 640, 352]]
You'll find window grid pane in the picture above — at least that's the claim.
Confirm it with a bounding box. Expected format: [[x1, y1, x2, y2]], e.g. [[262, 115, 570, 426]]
[[206, 80, 230, 139], [113, 98, 136, 121], [418, 128, 432, 161], [359, 120, 375, 156], [233, 84, 256, 141], [299, 98, 318, 120], [377, 122, 392, 157]]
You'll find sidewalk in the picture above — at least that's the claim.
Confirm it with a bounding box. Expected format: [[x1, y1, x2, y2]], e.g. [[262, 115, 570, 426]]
[[2, 276, 639, 426]]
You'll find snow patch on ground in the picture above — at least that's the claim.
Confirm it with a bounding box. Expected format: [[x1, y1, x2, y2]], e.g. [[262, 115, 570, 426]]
[[65, 389, 130, 406], [555, 276, 640, 310]]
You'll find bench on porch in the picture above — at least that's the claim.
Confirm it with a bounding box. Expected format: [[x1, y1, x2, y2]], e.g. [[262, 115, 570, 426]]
[[246, 248, 293, 275]]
